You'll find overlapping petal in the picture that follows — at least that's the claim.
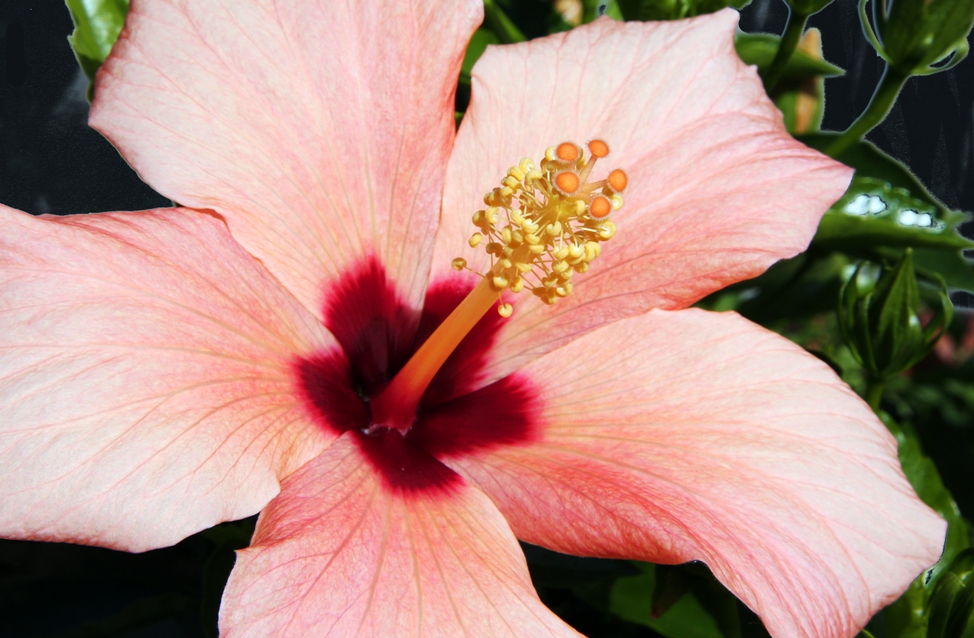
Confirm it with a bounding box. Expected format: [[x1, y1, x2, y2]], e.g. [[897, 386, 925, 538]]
[[220, 432, 578, 637], [443, 308, 945, 638], [90, 0, 482, 316], [433, 10, 853, 383], [0, 206, 334, 552]]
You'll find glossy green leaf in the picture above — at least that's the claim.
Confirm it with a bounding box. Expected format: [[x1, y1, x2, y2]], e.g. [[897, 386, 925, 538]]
[[814, 178, 974, 254], [580, 0, 625, 22], [735, 33, 844, 80], [65, 0, 130, 101], [610, 564, 728, 638], [617, 0, 750, 21]]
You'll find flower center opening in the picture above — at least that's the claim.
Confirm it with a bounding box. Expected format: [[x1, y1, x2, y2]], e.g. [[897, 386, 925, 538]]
[[369, 140, 627, 432]]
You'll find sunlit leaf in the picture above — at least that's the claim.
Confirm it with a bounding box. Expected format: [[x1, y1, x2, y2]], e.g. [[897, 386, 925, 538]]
[[65, 0, 130, 101], [735, 32, 844, 80]]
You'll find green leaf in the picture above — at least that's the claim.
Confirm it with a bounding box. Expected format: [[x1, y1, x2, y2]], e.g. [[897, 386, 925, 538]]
[[735, 33, 844, 80], [65, 0, 130, 101], [912, 248, 974, 295], [813, 178, 974, 254], [617, 0, 750, 21], [461, 28, 499, 79], [610, 564, 728, 638], [482, 0, 526, 43], [877, 416, 971, 638]]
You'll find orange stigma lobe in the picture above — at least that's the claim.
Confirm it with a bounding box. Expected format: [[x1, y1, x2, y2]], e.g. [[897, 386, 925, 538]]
[[588, 139, 609, 158], [608, 168, 628, 193], [590, 195, 612, 219], [556, 142, 579, 162], [554, 171, 581, 194]]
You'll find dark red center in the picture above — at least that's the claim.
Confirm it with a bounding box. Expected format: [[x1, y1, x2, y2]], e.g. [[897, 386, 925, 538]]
[[294, 258, 538, 496]]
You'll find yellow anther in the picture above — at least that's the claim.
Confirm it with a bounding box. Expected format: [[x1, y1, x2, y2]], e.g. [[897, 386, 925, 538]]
[[452, 258, 467, 271], [501, 226, 512, 244], [453, 139, 626, 315], [498, 303, 513, 318]]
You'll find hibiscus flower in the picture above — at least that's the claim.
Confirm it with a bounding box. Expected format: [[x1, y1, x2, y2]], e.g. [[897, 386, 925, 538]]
[[0, 1, 945, 636]]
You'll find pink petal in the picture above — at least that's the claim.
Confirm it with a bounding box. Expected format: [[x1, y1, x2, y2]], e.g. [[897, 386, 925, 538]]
[[220, 432, 579, 637], [90, 0, 482, 316], [433, 10, 853, 382], [0, 206, 335, 552], [444, 308, 945, 638]]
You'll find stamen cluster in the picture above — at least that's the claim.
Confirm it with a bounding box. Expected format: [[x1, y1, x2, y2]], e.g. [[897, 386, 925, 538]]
[[452, 140, 627, 317]]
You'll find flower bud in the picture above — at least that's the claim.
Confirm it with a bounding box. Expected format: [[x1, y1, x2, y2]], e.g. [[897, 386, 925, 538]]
[[861, 0, 974, 75], [837, 249, 952, 380]]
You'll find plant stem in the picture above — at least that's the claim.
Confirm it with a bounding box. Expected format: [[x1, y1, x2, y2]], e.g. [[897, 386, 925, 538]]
[[865, 379, 886, 414], [826, 65, 910, 157], [761, 8, 809, 93]]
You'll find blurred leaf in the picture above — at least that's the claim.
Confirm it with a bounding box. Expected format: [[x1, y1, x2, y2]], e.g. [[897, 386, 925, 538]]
[[735, 33, 844, 80], [461, 28, 499, 79], [927, 549, 974, 638], [65, 0, 130, 101], [610, 564, 728, 638], [913, 248, 974, 295], [522, 543, 639, 589], [618, 0, 750, 21], [876, 415, 970, 638], [483, 0, 526, 43]]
